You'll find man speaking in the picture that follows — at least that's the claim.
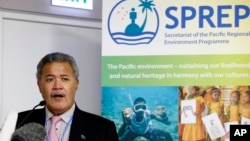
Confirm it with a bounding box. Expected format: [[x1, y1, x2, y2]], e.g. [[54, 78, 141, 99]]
[[15, 52, 119, 141]]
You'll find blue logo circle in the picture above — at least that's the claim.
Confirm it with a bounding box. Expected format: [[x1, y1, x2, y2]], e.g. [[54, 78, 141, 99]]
[[107, 0, 159, 45]]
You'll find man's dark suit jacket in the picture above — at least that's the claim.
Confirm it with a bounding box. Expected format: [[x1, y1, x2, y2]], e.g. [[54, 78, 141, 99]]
[[15, 104, 119, 141]]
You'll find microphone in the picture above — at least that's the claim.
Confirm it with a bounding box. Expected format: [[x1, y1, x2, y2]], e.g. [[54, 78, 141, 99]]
[[16, 100, 46, 128], [11, 122, 46, 141]]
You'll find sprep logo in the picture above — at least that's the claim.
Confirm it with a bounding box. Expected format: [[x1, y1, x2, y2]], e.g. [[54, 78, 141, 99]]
[[107, 0, 159, 45]]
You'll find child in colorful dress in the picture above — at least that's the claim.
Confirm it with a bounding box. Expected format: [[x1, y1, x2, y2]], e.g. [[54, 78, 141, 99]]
[[182, 86, 206, 141], [240, 90, 250, 124], [207, 87, 225, 141], [225, 90, 241, 123]]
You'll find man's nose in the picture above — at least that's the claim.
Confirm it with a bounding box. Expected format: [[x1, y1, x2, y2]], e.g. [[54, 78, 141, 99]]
[[53, 79, 62, 88]]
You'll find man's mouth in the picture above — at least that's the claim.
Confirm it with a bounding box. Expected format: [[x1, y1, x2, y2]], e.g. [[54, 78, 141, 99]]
[[51, 93, 65, 98]]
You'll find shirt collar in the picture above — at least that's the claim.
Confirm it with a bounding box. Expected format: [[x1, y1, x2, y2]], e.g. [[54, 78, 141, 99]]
[[46, 103, 75, 123]]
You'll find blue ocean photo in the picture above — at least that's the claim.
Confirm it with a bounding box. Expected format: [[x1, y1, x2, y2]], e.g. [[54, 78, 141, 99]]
[[101, 86, 179, 141]]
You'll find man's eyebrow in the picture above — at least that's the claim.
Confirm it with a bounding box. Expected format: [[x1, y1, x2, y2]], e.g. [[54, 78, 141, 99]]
[[44, 74, 70, 77], [60, 74, 70, 77], [44, 74, 54, 77]]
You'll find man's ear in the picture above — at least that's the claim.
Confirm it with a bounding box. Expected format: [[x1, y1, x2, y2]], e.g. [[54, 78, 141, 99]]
[[75, 79, 80, 90], [37, 80, 42, 92]]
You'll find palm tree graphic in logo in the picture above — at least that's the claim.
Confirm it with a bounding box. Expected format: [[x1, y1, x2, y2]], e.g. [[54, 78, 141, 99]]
[[107, 0, 159, 45]]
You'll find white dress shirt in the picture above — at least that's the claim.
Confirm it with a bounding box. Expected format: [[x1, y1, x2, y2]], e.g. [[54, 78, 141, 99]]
[[45, 104, 75, 141]]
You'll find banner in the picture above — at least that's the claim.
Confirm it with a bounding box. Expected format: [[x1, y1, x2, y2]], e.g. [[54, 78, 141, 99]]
[[102, 0, 250, 140]]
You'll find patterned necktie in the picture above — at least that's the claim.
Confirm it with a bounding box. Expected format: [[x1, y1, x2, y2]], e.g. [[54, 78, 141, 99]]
[[48, 116, 61, 141]]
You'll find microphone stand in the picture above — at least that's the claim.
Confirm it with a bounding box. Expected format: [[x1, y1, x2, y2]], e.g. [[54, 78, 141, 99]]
[[16, 101, 45, 128]]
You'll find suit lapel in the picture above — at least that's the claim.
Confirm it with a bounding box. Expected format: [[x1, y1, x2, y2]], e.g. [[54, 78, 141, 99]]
[[69, 106, 88, 141]]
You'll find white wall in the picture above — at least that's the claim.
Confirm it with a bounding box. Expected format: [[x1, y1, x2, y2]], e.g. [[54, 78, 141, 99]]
[[0, 0, 102, 20], [0, 10, 102, 124]]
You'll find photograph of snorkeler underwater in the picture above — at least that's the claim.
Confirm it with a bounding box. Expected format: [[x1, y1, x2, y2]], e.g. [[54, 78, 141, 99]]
[[101, 86, 178, 141]]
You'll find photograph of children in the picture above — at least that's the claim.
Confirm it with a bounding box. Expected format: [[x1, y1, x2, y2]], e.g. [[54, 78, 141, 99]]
[[179, 86, 250, 141], [101, 86, 179, 141]]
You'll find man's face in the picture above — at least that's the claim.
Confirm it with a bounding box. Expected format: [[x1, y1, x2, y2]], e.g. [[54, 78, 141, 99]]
[[37, 62, 79, 115]]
